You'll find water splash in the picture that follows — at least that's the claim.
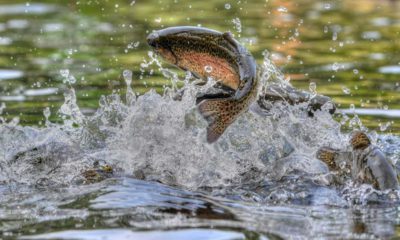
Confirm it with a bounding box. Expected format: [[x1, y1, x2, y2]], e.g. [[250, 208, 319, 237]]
[[0, 53, 398, 205], [232, 18, 242, 35], [0, 103, 6, 126], [60, 69, 76, 84], [309, 82, 317, 98], [123, 69, 136, 106]]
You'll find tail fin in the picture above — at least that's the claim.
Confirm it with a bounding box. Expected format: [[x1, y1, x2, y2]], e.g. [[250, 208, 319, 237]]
[[197, 98, 243, 143]]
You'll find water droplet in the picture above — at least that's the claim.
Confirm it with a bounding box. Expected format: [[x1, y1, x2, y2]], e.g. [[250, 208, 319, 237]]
[[60, 69, 69, 78], [332, 31, 337, 41], [123, 70, 133, 85], [309, 82, 317, 96], [353, 69, 359, 75], [225, 3, 231, 9], [324, 3, 331, 9], [43, 107, 51, 120], [349, 104, 355, 111], [332, 62, 339, 71], [342, 86, 351, 94], [0, 102, 5, 115], [340, 114, 349, 125], [379, 122, 391, 131], [67, 75, 76, 84], [232, 18, 242, 33], [277, 6, 288, 12], [155, 17, 162, 23], [204, 65, 213, 73]]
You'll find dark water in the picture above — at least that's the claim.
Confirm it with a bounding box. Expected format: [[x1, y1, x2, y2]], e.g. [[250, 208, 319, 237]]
[[1, 1, 400, 239]]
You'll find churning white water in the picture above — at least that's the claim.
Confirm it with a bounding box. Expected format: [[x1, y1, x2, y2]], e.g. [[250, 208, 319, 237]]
[[0, 52, 398, 205]]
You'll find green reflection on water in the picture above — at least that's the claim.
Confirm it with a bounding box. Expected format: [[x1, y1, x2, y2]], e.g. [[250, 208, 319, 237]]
[[0, 0, 399, 133]]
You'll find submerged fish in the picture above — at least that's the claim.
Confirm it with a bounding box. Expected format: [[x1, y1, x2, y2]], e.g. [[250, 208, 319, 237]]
[[147, 26, 258, 143], [316, 131, 399, 190]]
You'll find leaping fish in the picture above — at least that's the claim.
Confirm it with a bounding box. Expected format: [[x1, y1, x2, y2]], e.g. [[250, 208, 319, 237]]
[[147, 26, 258, 143]]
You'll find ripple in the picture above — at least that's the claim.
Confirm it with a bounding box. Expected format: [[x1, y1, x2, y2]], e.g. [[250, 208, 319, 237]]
[[379, 65, 400, 74], [21, 229, 246, 240], [371, 17, 391, 27], [0, 69, 24, 80], [0, 4, 58, 15], [96, 23, 114, 33], [0, 95, 26, 101], [341, 108, 400, 118], [0, 37, 12, 45], [24, 88, 58, 96], [362, 31, 381, 40], [318, 62, 353, 72], [369, 53, 385, 60], [43, 23, 64, 32], [7, 19, 29, 29]]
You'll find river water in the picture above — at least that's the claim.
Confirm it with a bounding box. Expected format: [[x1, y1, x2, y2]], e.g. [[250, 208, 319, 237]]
[[1, 1, 400, 239]]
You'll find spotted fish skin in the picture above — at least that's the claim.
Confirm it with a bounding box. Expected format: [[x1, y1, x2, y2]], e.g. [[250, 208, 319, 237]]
[[350, 131, 371, 150], [197, 81, 257, 142], [316, 147, 341, 171], [147, 26, 258, 142]]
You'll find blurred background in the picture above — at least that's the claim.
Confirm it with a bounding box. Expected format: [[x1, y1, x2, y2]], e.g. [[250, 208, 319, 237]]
[[0, 0, 399, 132]]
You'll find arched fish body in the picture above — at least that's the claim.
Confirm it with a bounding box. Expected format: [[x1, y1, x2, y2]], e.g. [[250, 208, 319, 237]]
[[147, 26, 258, 143]]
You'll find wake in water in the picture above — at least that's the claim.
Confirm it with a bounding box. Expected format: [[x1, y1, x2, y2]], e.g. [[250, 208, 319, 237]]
[[0, 52, 398, 205]]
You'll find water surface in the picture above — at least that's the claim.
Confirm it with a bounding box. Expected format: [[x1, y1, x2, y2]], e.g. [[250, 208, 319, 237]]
[[1, 1, 400, 239]]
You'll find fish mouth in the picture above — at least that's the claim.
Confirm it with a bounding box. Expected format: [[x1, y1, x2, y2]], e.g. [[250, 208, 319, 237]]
[[146, 31, 178, 64], [146, 32, 159, 48]]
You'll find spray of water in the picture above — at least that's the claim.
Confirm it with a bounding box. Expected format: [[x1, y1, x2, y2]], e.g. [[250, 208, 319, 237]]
[[0, 56, 335, 187], [0, 52, 398, 205]]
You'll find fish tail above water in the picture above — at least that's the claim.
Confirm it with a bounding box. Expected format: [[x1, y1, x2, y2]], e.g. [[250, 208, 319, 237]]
[[147, 26, 258, 142], [198, 97, 246, 143]]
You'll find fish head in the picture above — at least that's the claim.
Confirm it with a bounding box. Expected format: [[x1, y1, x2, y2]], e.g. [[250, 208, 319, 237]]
[[147, 26, 241, 90], [147, 31, 178, 64]]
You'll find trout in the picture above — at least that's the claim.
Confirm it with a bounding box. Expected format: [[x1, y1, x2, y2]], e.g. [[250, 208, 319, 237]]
[[147, 26, 258, 143]]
